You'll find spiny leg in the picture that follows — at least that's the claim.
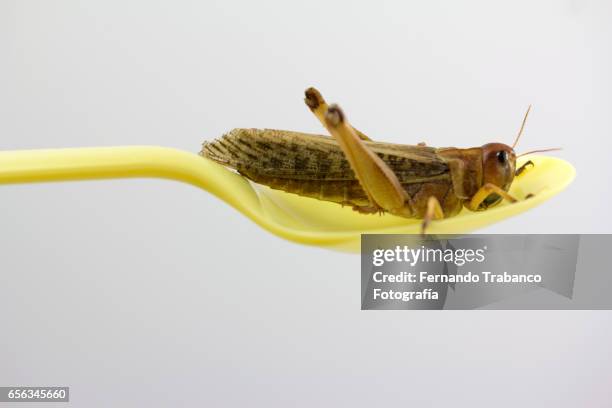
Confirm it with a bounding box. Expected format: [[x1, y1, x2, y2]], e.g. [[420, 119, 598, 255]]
[[304, 87, 372, 141], [515, 160, 534, 177], [323, 104, 410, 216], [467, 183, 518, 211], [421, 196, 445, 235]]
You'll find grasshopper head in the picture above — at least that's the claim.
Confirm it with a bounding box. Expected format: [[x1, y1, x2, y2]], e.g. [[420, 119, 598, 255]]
[[480, 143, 517, 207], [476, 106, 561, 209]]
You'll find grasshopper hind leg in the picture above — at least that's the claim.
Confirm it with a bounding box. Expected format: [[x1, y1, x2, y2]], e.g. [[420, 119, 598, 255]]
[[322, 104, 412, 217], [304, 87, 372, 141], [303, 88, 416, 220]]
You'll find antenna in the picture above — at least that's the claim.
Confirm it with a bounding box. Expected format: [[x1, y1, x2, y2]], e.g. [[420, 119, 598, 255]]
[[512, 105, 531, 149], [517, 147, 562, 158]]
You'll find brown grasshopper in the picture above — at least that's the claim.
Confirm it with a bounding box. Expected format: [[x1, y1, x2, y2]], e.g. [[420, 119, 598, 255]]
[[201, 87, 557, 233]]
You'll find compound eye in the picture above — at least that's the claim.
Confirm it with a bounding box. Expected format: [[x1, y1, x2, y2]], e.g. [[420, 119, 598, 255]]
[[496, 150, 508, 164]]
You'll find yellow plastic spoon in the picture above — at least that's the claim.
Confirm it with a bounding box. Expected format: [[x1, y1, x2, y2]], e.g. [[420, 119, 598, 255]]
[[0, 146, 574, 252]]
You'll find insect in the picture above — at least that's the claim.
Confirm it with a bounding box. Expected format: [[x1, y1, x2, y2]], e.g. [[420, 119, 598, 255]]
[[201, 87, 558, 233]]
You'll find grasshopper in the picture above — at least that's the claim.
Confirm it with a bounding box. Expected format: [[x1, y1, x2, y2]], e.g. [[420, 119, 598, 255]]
[[201, 87, 557, 233]]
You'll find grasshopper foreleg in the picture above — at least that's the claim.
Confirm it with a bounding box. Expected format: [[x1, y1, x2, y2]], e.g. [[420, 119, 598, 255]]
[[467, 183, 518, 211], [515, 160, 534, 177]]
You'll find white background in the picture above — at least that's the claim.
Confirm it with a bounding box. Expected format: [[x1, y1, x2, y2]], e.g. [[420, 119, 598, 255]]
[[1, 1, 611, 406]]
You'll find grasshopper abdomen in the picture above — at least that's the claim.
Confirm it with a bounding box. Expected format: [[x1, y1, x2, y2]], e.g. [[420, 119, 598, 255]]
[[201, 128, 463, 217]]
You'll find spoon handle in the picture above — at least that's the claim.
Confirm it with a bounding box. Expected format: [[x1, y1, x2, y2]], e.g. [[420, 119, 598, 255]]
[[0, 146, 199, 184], [0, 145, 270, 225]]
